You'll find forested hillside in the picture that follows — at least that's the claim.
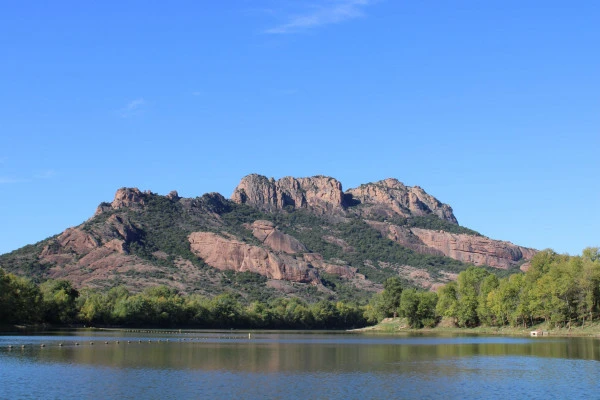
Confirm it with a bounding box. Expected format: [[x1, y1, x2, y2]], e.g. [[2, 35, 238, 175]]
[[0, 174, 537, 311]]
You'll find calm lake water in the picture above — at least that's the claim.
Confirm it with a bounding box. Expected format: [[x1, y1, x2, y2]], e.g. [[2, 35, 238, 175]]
[[1, 330, 600, 399]]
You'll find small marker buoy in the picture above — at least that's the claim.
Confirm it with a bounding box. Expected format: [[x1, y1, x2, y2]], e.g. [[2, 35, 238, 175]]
[[40, 344, 45, 347], [127, 340, 131, 343], [21, 345, 25, 349], [90, 342, 94, 345], [75, 343, 79, 346], [8, 345, 12, 349], [59, 343, 63, 347], [116, 341, 119, 344]]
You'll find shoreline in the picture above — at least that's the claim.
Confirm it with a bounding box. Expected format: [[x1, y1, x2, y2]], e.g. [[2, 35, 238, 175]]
[[350, 318, 600, 338]]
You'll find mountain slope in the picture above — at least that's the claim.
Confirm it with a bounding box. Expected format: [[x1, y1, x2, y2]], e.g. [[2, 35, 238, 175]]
[[0, 174, 536, 303]]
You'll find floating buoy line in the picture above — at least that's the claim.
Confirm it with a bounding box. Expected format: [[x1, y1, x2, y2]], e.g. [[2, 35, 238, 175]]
[[5, 330, 257, 350]]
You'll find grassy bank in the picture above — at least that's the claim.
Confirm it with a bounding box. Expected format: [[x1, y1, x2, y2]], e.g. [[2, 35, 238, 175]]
[[352, 318, 600, 337]]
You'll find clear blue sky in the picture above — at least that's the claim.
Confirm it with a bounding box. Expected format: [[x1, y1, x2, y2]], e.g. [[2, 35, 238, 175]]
[[1, 1, 598, 256]]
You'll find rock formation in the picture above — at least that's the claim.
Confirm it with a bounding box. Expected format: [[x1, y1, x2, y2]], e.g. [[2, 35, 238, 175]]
[[232, 174, 458, 224], [1, 173, 539, 297], [188, 232, 319, 283], [232, 174, 345, 214], [366, 220, 535, 269], [249, 220, 307, 254], [409, 228, 536, 269], [347, 178, 457, 223], [110, 187, 147, 209]]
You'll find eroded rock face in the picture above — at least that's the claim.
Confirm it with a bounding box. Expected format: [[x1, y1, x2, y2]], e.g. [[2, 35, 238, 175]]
[[41, 228, 100, 258], [250, 220, 307, 254], [366, 220, 536, 269], [366, 221, 445, 257], [232, 174, 345, 214], [410, 228, 537, 269], [40, 215, 142, 265], [347, 178, 457, 223], [188, 232, 319, 283], [303, 253, 359, 279], [111, 187, 147, 209]]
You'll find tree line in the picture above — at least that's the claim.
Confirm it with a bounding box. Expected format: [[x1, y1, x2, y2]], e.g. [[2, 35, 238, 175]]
[[435, 247, 600, 328], [0, 270, 366, 329], [2, 247, 599, 330]]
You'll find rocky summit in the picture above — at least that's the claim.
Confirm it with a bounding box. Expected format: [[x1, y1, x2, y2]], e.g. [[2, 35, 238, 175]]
[[0, 174, 537, 302]]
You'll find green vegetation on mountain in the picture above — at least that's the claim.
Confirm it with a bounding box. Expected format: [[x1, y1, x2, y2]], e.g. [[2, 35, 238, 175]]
[[0, 175, 541, 329], [365, 247, 600, 330], [0, 268, 366, 329], [372, 214, 483, 236], [0, 188, 517, 306], [2, 248, 598, 330]]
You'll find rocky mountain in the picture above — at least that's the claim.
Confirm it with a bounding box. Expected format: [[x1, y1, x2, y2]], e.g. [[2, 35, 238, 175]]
[[0, 174, 536, 303]]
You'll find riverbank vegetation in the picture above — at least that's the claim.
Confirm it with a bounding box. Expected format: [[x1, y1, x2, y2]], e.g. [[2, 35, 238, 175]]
[[1, 247, 599, 332], [0, 268, 366, 329], [366, 247, 600, 330]]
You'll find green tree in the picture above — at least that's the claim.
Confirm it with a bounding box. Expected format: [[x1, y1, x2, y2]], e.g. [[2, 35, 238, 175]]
[[455, 267, 490, 327], [311, 300, 340, 328], [416, 291, 438, 328], [400, 289, 420, 327], [477, 274, 499, 326], [40, 280, 79, 324], [381, 277, 404, 318], [436, 281, 459, 323], [209, 293, 244, 327], [0, 270, 42, 324]]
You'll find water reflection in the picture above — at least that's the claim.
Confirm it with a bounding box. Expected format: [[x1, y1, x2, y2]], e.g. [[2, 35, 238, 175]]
[[2, 332, 600, 399], [2, 331, 600, 372]]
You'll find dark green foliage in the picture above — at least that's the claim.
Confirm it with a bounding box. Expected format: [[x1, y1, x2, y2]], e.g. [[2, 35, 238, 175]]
[[0, 268, 368, 329], [0, 269, 43, 324], [319, 272, 372, 303], [268, 212, 487, 283], [219, 271, 279, 303], [381, 277, 403, 317], [0, 240, 52, 282], [405, 215, 482, 236], [434, 248, 600, 329], [0, 189, 512, 307], [40, 280, 80, 324]]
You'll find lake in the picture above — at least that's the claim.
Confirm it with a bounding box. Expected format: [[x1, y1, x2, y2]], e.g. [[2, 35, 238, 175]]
[[1, 330, 599, 399]]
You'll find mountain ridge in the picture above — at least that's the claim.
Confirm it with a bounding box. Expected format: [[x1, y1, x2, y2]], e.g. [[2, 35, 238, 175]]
[[0, 174, 537, 303]]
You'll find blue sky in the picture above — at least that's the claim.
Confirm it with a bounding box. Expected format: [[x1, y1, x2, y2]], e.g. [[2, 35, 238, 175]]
[[1, 1, 598, 256]]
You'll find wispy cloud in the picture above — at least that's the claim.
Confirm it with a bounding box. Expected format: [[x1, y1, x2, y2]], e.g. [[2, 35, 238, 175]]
[[265, 0, 376, 34], [119, 98, 146, 117]]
